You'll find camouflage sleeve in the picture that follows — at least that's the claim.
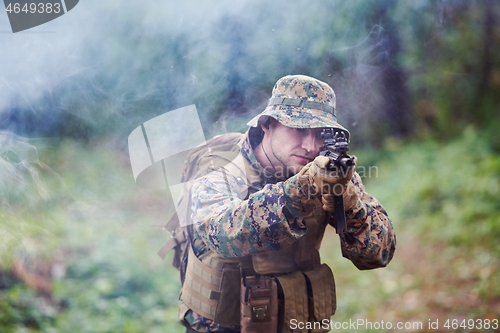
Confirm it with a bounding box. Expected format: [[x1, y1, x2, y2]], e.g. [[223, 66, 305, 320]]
[[190, 168, 314, 258], [340, 172, 396, 270]]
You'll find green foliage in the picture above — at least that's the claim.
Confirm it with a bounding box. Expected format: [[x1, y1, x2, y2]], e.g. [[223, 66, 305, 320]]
[[0, 285, 55, 332], [0, 139, 184, 333], [397, 0, 500, 143], [368, 126, 500, 253]]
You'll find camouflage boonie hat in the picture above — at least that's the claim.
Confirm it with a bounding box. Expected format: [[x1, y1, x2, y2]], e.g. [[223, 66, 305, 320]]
[[247, 75, 348, 132]]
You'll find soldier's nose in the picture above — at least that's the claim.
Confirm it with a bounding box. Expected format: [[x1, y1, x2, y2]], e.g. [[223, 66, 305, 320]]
[[302, 133, 318, 153]]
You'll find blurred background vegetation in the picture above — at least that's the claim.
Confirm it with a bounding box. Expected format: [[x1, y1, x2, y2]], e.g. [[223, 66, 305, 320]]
[[0, 0, 499, 332]]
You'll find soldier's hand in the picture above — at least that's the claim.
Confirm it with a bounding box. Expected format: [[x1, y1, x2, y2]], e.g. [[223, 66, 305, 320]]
[[322, 182, 359, 213], [311, 155, 357, 195], [296, 162, 321, 198]]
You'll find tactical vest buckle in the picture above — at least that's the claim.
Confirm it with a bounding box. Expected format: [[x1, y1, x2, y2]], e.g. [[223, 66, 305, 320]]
[[252, 305, 268, 322]]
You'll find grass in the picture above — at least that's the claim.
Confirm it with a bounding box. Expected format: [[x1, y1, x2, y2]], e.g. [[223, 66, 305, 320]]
[[0, 138, 184, 333]]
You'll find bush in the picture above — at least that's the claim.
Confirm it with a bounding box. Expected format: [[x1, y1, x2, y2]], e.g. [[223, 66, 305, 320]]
[[1, 138, 184, 332], [365, 126, 500, 253]]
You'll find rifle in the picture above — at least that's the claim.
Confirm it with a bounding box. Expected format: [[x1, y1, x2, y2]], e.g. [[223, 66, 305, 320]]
[[319, 128, 354, 234]]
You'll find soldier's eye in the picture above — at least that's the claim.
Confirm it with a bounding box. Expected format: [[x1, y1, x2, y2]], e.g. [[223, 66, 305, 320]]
[[295, 128, 307, 134]]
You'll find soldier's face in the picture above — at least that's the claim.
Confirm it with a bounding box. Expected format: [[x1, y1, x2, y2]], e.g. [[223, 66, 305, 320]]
[[262, 121, 323, 177]]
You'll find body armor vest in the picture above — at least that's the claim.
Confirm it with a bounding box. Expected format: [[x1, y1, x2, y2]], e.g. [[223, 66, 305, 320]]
[[180, 133, 337, 333]]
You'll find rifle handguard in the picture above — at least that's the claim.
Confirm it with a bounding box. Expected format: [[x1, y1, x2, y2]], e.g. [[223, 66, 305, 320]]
[[318, 128, 356, 233], [311, 156, 356, 196]]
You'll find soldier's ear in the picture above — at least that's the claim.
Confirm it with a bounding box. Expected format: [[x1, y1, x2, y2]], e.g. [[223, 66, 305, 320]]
[[260, 123, 270, 136], [260, 117, 272, 133]]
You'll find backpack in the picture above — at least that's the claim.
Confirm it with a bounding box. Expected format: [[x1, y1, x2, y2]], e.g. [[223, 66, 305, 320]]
[[157, 132, 246, 283]]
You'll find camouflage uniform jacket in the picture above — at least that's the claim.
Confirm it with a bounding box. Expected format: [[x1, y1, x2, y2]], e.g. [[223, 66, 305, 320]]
[[179, 131, 396, 332]]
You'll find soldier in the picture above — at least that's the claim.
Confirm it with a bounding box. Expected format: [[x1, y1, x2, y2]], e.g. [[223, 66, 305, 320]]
[[165, 75, 396, 333]]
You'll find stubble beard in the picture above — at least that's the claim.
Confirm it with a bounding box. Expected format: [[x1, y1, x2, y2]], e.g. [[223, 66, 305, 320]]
[[269, 140, 303, 179]]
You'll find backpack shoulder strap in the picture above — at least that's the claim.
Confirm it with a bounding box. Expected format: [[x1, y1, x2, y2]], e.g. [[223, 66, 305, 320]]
[[158, 132, 247, 265]]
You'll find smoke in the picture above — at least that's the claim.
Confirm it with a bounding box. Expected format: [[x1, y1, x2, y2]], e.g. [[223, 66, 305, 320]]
[[0, 130, 54, 265], [0, 131, 50, 206], [0, 0, 251, 140], [0, 0, 417, 148]]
